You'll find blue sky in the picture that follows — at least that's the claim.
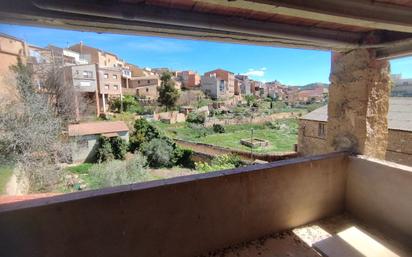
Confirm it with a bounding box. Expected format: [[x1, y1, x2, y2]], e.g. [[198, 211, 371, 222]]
[[1, 23, 411, 86]]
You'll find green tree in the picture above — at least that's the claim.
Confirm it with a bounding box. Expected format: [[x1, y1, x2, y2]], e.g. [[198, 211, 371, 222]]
[[129, 119, 161, 152], [111, 95, 143, 114], [96, 136, 115, 163], [158, 72, 180, 111], [110, 136, 128, 160], [141, 138, 175, 168]]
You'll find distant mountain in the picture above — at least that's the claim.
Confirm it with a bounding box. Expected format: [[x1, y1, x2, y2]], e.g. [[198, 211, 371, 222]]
[[301, 82, 329, 89]]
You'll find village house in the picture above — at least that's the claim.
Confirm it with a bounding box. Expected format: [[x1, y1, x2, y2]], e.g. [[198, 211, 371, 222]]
[[391, 74, 412, 96], [46, 45, 88, 66], [178, 70, 200, 89], [204, 69, 235, 95], [63, 64, 100, 119], [98, 67, 122, 113], [128, 75, 160, 100], [235, 74, 251, 96], [0, 33, 28, 99], [201, 68, 235, 99], [298, 97, 412, 166], [68, 121, 129, 163]]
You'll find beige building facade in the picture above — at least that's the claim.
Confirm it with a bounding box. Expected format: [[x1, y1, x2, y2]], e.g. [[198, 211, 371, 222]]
[[298, 98, 412, 166], [0, 33, 28, 100]]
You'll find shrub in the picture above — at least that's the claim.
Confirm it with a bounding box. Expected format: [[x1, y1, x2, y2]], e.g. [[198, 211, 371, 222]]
[[110, 136, 128, 160], [195, 154, 243, 173], [96, 136, 128, 163], [96, 136, 115, 163], [111, 95, 143, 114], [140, 138, 175, 168], [88, 153, 149, 188], [129, 118, 161, 152], [186, 112, 206, 124], [173, 147, 194, 168], [212, 124, 225, 133]]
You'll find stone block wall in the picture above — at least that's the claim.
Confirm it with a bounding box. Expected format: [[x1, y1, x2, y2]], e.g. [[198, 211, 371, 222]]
[[328, 49, 390, 159], [299, 119, 412, 166]]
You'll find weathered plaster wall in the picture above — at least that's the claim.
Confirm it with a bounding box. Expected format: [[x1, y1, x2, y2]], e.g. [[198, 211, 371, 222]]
[[346, 156, 412, 248], [0, 153, 347, 257], [328, 49, 390, 159]]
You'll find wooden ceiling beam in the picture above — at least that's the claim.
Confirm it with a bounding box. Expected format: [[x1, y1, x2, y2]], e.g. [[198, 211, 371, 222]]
[[0, 0, 363, 51], [198, 0, 412, 33]]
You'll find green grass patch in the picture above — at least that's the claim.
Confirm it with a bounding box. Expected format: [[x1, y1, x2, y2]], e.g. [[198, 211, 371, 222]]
[[65, 163, 94, 174], [0, 164, 14, 195], [153, 119, 298, 154]]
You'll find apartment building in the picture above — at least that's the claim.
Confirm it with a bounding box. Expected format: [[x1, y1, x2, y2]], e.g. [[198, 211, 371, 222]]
[[178, 70, 200, 89], [64, 64, 100, 119], [235, 74, 251, 95], [391, 74, 412, 96], [0, 33, 28, 99], [98, 67, 122, 113], [69, 43, 124, 68], [128, 75, 160, 100], [46, 45, 88, 66], [200, 75, 230, 100], [204, 69, 235, 95]]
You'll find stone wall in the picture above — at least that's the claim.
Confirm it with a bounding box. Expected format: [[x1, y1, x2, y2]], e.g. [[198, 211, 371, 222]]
[[298, 119, 328, 156], [204, 112, 297, 127], [386, 129, 412, 166], [299, 119, 412, 166], [327, 49, 390, 159]]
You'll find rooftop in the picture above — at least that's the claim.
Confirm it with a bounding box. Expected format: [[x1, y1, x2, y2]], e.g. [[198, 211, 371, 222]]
[[68, 121, 129, 137], [301, 97, 412, 132]]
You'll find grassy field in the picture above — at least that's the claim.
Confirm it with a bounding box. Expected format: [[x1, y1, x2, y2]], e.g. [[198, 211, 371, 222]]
[[153, 119, 298, 154], [0, 164, 14, 195]]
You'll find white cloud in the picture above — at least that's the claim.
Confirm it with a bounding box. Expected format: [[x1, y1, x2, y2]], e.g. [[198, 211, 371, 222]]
[[242, 68, 266, 77]]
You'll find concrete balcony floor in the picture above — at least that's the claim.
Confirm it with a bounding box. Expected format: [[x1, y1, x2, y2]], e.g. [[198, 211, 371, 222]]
[[200, 214, 412, 257]]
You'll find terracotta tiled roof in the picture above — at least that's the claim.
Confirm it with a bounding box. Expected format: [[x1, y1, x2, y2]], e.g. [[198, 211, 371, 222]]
[[68, 121, 129, 136], [301, 97, 412, 132]]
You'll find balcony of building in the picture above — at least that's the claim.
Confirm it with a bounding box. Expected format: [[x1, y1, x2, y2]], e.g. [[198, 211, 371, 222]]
[[0, 152, 411, 256], [1, 0, 412, 256]]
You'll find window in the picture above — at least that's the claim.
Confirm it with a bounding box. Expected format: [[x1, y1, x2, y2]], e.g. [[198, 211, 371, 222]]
[[104, 61, 107, 66], [219, 80, 225, 92], [104, 73, 108, 79], [148, 80, 151, 83], [104, 84, 109, 90], [146, 88, 149, 92], [113, 85, 118, 90], [83, 71, 92, 78], [113, 74, 118, 79], [138, 80, 141, 84], [318, 123, 326, 137]]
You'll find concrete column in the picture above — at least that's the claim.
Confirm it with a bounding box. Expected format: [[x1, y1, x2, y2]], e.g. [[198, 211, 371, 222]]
[[327, 49, 390, 159], [95, 90, 100, 117], [102, 94, 106, 113]]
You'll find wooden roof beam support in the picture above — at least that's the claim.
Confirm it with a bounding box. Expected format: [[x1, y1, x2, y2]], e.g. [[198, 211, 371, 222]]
[[199, 0, 412, 33], [0, 0, 363, 51]]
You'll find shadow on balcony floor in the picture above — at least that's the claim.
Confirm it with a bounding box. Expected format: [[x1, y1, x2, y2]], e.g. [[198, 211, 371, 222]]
[[198, 214, 412, 257]]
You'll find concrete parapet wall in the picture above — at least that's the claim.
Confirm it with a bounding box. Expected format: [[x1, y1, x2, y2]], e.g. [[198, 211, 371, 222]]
[[0, 153, 348, 257], [346, 156, 412, 248]]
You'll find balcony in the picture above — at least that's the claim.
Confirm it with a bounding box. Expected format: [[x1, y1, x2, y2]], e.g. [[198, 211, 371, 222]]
[[0, 152, 411, 257]]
